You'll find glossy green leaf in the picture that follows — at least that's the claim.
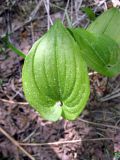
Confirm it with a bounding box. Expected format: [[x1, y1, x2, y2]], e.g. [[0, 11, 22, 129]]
[[22, 20, 90, 121], [87, 8, 120, 46], [69, 28, 120, 77]]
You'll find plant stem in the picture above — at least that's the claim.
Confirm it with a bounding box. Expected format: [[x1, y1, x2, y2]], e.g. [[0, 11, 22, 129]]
[[8, 42, 26, 59], [1, 36, 26, 59]]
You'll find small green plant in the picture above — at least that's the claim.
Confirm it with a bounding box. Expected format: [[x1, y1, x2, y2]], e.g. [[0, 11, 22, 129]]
[[2, 8, 120, 121], [22, 21, 90, 121]]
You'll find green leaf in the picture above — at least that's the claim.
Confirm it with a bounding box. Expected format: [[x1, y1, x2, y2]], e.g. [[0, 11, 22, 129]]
[[69, 28, 120, 77], [82, 7, 96, 21], [0, 79, 3, 86], [22, 20, 90, 121], [87, 8, 120, 46]]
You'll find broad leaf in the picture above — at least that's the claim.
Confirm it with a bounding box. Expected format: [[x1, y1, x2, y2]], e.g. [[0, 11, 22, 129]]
[[69, 28, 120, 77], [22, 20, 90, 121], [87, 8, 120, 46]]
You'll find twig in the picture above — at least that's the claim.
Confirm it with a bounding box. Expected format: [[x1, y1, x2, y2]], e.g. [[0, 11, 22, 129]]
[[79, 118, 120, 130], [23, 129, 37, 142], [62, 0, 72, 27], [100, 92, 120, 101], [72, 14, 87, 27], [62, 0, 70, 22], [100, 88, 120, 102], [19, 137, 117, 146], [29, 0, 43, 19], [0, 98, 28, 105], [50, 3, 65, 11], [104, 1, 108, 10], [46, 0, 50, 29], [74, 0, 83, 21], [70, 0, 74, 23], [30, 22, 35, 43], [0, 127, 35, 160], [88, 71, 98, 76], [44, 0, 53, 29]]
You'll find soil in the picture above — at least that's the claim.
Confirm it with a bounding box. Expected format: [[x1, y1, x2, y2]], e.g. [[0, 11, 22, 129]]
[[0, 0, 120, 160]]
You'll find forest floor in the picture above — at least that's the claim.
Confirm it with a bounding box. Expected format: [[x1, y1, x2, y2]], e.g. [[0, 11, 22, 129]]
[[0, 0, 120, 160]]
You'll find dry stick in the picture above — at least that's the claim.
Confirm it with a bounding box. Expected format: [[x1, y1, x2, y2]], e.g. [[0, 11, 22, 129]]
[[0, 98, 28, 105], [46, 0, 50, 30], [100, 88, 120, 102], [63, 0, 73, 27], [44, 0, 53, 29], [88, 71, 98, 76], [19, 137, 118, 147], [50, 3, 65, 11], [74, 0, 83, 21], [100, 92, 120, 102], [70, 0, 74, 23], [0, 127, 35, 160], [62, 0, 70, 22], [29, 0, 43, 19], [30, 22, 35, 43], [102, 88, 120, 97], [104, 1, 108, 10], [79, 118, 120, 130], [23, 129, 37, 142]]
